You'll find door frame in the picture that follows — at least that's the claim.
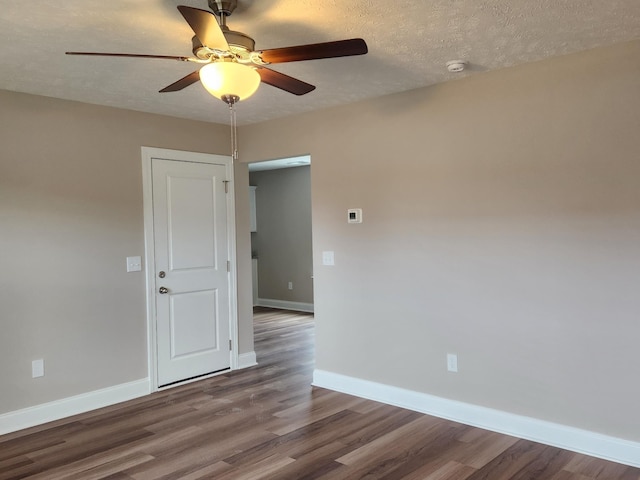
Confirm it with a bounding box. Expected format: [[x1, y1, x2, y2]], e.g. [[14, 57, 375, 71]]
[[141, 146, 239, 392]]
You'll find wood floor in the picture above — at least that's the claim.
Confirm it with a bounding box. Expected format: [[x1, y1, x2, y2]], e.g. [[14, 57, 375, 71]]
[[1, 307, 638, 479]]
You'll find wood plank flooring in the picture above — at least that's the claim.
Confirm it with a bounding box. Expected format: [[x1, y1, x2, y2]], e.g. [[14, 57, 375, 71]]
[[1, 307, 638, 479]]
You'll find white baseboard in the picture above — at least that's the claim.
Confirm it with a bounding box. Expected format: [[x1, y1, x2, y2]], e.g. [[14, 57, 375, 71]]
[[256, 298, 314, 313], [238, 351, 258, 369], [0, 378, 150, 436], [312, 369, 640, 468]]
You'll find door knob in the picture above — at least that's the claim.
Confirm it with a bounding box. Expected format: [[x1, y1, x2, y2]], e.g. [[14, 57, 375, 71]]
[[159, 286, 169, 294]]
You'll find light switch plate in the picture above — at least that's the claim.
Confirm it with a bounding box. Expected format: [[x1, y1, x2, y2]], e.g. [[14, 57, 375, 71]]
[[126, 256, 142, 273], [322, 251, 335, 266]]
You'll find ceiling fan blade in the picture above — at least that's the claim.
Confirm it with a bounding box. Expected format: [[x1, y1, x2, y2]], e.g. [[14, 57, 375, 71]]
[[259, 38, 368, 64], [177, 5, 229, 51], [159, 70, 201, 93], [66, 52, 192, 61], [257, 68, 315, 96]]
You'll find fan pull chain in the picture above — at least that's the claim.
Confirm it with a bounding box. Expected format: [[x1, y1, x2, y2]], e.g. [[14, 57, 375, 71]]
[[228, 99, 238, 161]]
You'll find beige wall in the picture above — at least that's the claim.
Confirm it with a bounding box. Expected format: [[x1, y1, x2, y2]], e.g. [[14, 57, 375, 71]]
[[238, 40, 640, 441], [2, 39, 639, 442], [0, 91, 254, 414], [250, 166, 313, 304], [233, 161, 255, 354]]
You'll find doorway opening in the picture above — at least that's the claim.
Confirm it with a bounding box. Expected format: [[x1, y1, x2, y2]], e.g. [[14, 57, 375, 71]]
[[248, 155, 314, 313]]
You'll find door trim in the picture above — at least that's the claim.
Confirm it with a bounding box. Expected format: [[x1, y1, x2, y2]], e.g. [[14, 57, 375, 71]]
[[141, 146, 239, 392]]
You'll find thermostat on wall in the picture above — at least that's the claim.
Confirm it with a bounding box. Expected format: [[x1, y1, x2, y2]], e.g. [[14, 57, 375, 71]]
[[347, 208, 362, 224]]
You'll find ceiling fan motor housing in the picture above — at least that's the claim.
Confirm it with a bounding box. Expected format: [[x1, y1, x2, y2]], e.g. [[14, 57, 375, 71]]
[[191, 31, 255, 61], [223, 29, 255, 51]]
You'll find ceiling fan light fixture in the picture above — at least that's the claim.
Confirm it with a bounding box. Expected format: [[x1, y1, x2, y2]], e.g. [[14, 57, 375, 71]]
[[199, 61, 260, 102]]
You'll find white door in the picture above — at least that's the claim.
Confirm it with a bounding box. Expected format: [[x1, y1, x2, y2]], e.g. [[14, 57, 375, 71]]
[[151, 157, 231, 387]]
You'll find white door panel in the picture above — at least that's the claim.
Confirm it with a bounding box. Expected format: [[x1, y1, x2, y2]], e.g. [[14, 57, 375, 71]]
[[152, 158, 230, 386], [166, 175, 217, 270], [169, 290, 219, 358]]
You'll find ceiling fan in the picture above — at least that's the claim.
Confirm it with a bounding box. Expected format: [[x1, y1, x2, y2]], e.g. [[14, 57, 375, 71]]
[[66, 0, 368, 103]]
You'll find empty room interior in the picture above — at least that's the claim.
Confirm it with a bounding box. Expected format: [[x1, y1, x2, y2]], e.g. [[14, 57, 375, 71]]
[[1, 1, 639, 478]]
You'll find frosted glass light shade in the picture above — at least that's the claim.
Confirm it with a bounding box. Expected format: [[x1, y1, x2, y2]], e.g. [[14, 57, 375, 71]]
[[199, 62, 261, 101]]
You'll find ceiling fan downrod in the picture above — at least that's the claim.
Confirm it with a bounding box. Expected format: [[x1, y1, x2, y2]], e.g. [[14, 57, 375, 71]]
[[208, 0, 237, 28]]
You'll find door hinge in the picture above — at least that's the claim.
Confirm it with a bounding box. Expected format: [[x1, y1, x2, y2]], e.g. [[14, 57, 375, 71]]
[[229, 339, 232, 351], [223, 180, 230, 194], [227, 260, 231, 272]]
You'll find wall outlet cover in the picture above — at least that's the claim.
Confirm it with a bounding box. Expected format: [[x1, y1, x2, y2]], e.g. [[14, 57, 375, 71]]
[[32, 359, 45, 378], [447, 353, 458, 373]]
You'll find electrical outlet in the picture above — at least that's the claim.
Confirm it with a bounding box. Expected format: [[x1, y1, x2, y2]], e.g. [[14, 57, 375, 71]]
[[32, 359, 45, 378], [288, 281, 293, 290], [447, 353, 458, 373]]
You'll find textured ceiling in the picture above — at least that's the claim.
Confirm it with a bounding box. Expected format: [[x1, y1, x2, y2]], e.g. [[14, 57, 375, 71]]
[[1, 1, 639, 125]]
